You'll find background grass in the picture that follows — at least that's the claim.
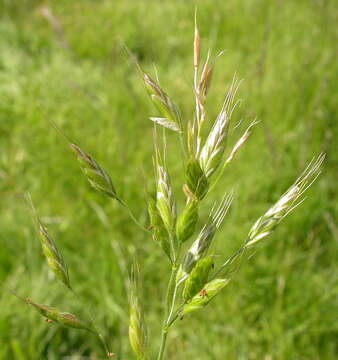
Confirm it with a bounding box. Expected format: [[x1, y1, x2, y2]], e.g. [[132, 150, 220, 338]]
[[0, 0, 337, 359]]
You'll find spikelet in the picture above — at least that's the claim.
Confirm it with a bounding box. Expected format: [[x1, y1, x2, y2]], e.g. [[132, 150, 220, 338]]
[[38, 220, 71, 290], [70, 143, 118, 199], [176, 199, 198, 243], [225, 119, 258, 166], [180, 193, 233, 279], [129, 264, 148, 360], [156, 164, 177, 234], [185, 158, 208, 200], [147, 197, 171, 259], [181, 278, 230, 315], [12, 293, 93, 332], [246, 154, 325, 247], [198, 51, 214, 101], [143, 73, 182, 133], [199, 110, 229, 177], [199, 78, 240, 177], [182, 255, 214, 303]]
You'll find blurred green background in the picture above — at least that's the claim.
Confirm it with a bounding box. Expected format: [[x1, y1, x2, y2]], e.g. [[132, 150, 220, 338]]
[[0, 0, 337, 359]]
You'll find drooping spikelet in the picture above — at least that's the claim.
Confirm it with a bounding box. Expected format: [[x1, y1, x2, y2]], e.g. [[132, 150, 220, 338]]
[[38, 220, 71, 290], [12, 292, 93, 332], [70, 143, 118, 199], [129, 264, 148, 360], [246, 154, 325, 247]]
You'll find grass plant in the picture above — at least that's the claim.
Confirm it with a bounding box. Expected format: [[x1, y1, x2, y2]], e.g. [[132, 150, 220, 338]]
[[9, 15, 326, 360], [1, 1, 337, 359]]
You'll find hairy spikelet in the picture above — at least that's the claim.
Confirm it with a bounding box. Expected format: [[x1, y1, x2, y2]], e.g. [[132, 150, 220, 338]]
[[129, 265, 148, 360], [181, 278, 229, 315], [70, 143, 117, 199], [246, 154, 325, 247], [182, 255, 214, 303], [38, 220, 71, 290], [148, 197, 171, 259]]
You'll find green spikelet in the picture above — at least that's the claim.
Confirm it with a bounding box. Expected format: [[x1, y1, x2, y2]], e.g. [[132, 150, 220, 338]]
[[182, 255, 214, 303], [156, 165, 177, 234], [182, 224, 216, 275], [70, 143, 118, 199], [176, 200, 198, 243], [38, 220, 71, 290], [185, 159, 208, 200], [17, 295, 93, 332], [143, 73, 182, 132], [129, 265, 148, 360], [181, 278, 230, 315], [148, 197, 171, 259]]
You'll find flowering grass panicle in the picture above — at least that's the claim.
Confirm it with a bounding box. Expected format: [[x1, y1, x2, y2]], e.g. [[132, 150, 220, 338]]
[[13, 14, 324, 360]]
